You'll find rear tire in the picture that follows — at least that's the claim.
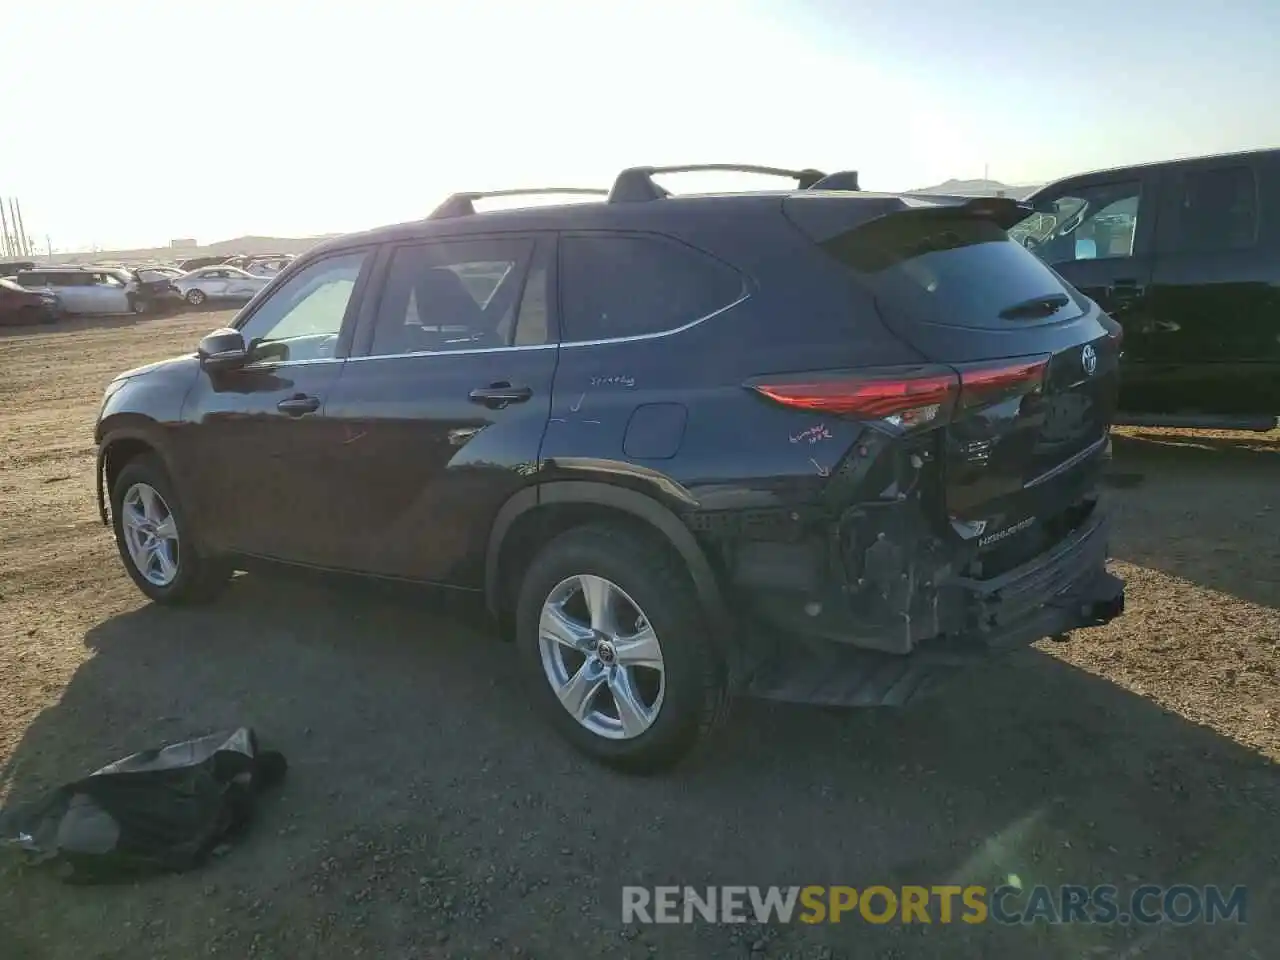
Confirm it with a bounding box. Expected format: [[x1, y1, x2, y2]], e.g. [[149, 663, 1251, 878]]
[[514, 524, 728, 774], [110, 454, 231, 604], [185, 289, 206, 306]]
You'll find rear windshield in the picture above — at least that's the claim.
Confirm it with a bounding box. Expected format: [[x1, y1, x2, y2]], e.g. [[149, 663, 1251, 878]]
[[822, 215, 1083, 329]]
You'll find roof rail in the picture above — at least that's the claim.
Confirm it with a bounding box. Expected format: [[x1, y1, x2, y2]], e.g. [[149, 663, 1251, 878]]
[[607, 164, 828, 203], [805, 170, 860, 191], [429, 187, 609, 220]]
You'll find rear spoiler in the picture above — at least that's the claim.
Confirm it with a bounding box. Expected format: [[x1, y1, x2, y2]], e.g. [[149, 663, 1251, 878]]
[[783, 193, 1034, 244]]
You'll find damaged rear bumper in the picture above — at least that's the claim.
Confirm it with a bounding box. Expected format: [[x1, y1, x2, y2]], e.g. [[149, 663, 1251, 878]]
[[740, 505, 1125, 707], [944, 502, 1123, 649]]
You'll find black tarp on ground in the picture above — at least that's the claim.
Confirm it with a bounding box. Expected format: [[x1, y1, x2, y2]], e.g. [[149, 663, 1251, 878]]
[[2, 727, 286, 883]]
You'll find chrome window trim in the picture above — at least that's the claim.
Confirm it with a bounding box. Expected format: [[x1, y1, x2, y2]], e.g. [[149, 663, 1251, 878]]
[[347, 342, 557, 363], [241, 356, 345, 371], [346, 290, 751, 362], [558, 290, 749, 348]]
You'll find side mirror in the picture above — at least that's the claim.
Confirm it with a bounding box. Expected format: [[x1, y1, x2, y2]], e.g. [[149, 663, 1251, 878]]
[[197, 327, 247, 371]]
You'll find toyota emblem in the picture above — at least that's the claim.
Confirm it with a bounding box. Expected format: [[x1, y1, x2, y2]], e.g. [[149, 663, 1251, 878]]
[[1081, 343, 1098, 376]]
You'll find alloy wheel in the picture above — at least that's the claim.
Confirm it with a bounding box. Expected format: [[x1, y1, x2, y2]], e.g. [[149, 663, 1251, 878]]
[[537, 574, 666, 740], [121, 482, 180, 586]]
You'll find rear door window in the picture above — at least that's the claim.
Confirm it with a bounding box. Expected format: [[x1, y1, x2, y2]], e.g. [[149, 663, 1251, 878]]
[[558, 234, 744, 342], [822, 214, 1082, 330], [49, 273, 93, 287], [1157, 164, 1258, 254]]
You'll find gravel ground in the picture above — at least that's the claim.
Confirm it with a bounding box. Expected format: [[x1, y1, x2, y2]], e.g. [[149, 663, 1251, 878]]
[[0, 313, 1276, 959]]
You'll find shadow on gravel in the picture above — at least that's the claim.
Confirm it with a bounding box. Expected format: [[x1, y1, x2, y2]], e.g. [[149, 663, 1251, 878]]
[[1106, 432, 1280, 611], [1, 572, 1277, 959]]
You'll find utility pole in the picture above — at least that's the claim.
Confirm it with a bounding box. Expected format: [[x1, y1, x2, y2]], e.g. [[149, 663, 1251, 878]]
[[7, 199, 22, 256], [0, 199, 11, 257], [46, 235, 53, 260], [12, 198, 28, 257], [14, 198, 29, 257]]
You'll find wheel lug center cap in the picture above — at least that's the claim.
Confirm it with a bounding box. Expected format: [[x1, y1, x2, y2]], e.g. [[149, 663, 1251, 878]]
[[596, 640, 617, 665]]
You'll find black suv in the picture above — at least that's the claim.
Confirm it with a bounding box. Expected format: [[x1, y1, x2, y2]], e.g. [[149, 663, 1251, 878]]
[[1012, 147, 1280, 430], [95, 164, 1126, 771]]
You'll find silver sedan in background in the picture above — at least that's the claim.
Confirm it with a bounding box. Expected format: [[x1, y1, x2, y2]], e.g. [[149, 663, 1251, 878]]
[[173, 266, 272, 306]]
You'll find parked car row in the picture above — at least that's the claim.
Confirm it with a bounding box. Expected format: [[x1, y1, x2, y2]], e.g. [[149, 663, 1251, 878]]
[[2, 257, 287, 321], [10, 267, 149, 317]]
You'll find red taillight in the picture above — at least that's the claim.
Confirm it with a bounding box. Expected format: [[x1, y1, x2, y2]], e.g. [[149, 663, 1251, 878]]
[[750, 356, 1054, 429], [955, 355, 1050, 410], [749, 365, 960, 432]]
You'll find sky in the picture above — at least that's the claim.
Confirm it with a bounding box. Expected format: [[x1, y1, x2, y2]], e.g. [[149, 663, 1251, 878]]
[[2, 0, 1278, 252]]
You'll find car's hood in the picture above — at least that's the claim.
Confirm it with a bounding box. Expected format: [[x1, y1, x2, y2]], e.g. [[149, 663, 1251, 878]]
[[111, 353, 199, 383]]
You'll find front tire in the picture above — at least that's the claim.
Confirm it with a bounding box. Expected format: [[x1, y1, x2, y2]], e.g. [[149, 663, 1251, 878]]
[[185, 289, 206, 306], [515, 524, 728, 773], [110, 454, 230, 604]]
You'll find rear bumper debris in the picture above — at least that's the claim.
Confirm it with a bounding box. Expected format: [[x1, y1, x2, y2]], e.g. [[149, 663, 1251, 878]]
[[740, 505, 1124, 707]]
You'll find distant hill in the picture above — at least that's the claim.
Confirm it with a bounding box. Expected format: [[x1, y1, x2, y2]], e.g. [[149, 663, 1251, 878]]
[[909, 178, 1042, 200]]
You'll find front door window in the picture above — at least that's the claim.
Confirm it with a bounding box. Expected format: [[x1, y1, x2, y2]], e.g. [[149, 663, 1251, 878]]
[[238, 251, 369, 364], [1010, 181, 1142, 266]]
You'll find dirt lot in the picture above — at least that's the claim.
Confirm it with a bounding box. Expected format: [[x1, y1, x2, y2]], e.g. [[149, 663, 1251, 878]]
[[0, 314, 1276, 959]]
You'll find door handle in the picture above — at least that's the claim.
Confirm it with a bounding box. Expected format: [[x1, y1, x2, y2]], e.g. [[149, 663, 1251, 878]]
[[277, 394, 321, 416], [468, 382, 533, 409]]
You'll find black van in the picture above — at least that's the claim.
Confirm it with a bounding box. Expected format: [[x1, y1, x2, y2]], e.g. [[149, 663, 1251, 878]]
[[1012, 148, 1280, 430]]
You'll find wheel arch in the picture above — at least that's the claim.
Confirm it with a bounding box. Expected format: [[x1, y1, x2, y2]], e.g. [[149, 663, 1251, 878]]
[[485, 481, 730, 639], [96, 425, 178, 527]]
